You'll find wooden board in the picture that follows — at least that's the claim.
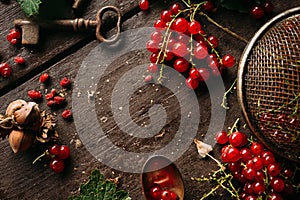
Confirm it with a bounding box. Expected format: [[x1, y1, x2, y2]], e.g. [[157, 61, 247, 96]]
[[0, 0, 299, 199]]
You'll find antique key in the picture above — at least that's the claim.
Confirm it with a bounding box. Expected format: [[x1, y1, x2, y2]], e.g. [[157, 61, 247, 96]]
[[14, 6, 121, 45]]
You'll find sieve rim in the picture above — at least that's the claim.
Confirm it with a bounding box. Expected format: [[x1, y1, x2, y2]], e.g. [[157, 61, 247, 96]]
[[237, 7, 300, 163]]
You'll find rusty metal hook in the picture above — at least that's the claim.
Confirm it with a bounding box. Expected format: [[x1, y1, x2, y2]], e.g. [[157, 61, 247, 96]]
[[95, 6, 121, 43]]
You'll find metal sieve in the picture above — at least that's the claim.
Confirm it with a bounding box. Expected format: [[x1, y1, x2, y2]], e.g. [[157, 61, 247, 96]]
[[237, 7, 300, 163]]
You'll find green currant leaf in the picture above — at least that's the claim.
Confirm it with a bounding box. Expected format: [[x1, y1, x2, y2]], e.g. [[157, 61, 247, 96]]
[[16, 0, 42, 17], [219, 0, 252, 13], [68, 169, 131, 200]]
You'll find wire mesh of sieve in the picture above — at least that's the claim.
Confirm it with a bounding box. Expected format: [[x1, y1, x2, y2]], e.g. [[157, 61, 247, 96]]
[[238, 7, 300, 163]]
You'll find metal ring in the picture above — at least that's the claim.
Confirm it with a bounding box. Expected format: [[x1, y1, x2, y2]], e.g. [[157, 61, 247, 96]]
[[95, 6, 121, 43]]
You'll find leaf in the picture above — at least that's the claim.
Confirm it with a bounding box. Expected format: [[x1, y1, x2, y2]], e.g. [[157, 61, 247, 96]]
[[68, 169, 131, 200], [219, 0, 252, 13], [16, 0, 42, 17]]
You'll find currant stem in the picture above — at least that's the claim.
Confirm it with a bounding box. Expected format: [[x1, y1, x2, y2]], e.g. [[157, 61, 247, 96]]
[[200, 184, 221, 200], [32, 152, 46, 164], [206, 153, 225, 170], [221, 78, 237, 110], [229, 118, 240, 134], [199, 12, 249, 44]]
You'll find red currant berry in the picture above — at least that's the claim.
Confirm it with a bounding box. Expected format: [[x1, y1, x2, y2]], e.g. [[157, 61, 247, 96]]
[[202, 1, 215, 12], [185, 77, 199, 89], [198, 68, 210, 82], [149, 186, 161, 199], [229, 131, 248, 147], [146, 40, 160, 53], [240, 148, 252, 162], [282, 168, 293, 178], [250, 142, 264, 156], [172, 42, 189, 57], [261, 150, 274, 158], [215, 131, 229, 144], [164, 50, 175, 61], [144, 75, 153, 82], [194, 44, 208, 60], [9, 28, 21, 39], [170, 3, 181, 15], [245, 195, 258, 200], [139, 0, 149, 11], [243, 168, 257, 181], [177, 34, 189, 44], [271, 177, 285, 192], [60, 77, 71, 88], [10, 38, 18, 45], [62, 109, 72, 119], [252, 157, 264, 171], [228, 162, 242, 172], [188, 21, 201, 34], [227, 146, 241, 162], [222, 54, 235, 68], [260, 113, 272, 122], [161, 10, 172, 23], [154, 19, 166, 29], [47, 100, 57, 107], [264, 1, 274, 14], [207, 36, 218, 48], [161, 190, 176, 200], [172, 18, 188, 33], [243, 182, 254, 194], [58, 145, 70, 159], [250, 6, 265, 19], [253, 181, 266, 194], [39, 73, 50, 83], [150, 52, 163, 63], [255, 170, 266, 181], [189, 68, 200, 79], [0, 63, 12, 78], [173, 58, 189, 72], [28, 90, 42, 100], [49, 144, 60, 156], [14, 56, 25, 64], [50, 159, 65, 173], [151, 31, 163, 42], [267, 163, 281, 177], [267, 193, 283, 200], [148, 63, 158, 73], [263, 155, 276, 166], [54, 96, 65, 105], [208, 57, 219, 69]]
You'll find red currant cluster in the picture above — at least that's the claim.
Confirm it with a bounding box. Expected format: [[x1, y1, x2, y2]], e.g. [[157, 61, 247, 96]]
[[249, 1, 274, 19], [215, 129, 298, 200], [145, 3, 235, 89], [34, 144, 70, 173], [148, 186, 177, 200], [260, 112, 299, 133], [6, 28, 21, 45], [0, 63, 12, 78], [28, 75, 73, 119]]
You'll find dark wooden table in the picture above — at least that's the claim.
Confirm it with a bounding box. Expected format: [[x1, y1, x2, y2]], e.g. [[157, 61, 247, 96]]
[[0, 0, 299, 199]]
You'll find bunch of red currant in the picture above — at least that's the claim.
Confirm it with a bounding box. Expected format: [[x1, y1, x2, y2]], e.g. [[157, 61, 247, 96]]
[[215, 127, 299, 200], [145, 2, 235, 89], [248, 1, 274, 19], [6, 28, 21, 45], [34, 144, 70, 173], [148, 185, 177, 200]]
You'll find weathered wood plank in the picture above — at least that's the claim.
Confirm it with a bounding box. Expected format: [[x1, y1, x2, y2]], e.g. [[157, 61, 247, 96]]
[[0, 0, 299, 199], [0, 0, 140, 95]]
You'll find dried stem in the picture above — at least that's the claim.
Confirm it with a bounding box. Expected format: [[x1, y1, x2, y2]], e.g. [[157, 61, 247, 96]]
[[199, 12, 249, 44]]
